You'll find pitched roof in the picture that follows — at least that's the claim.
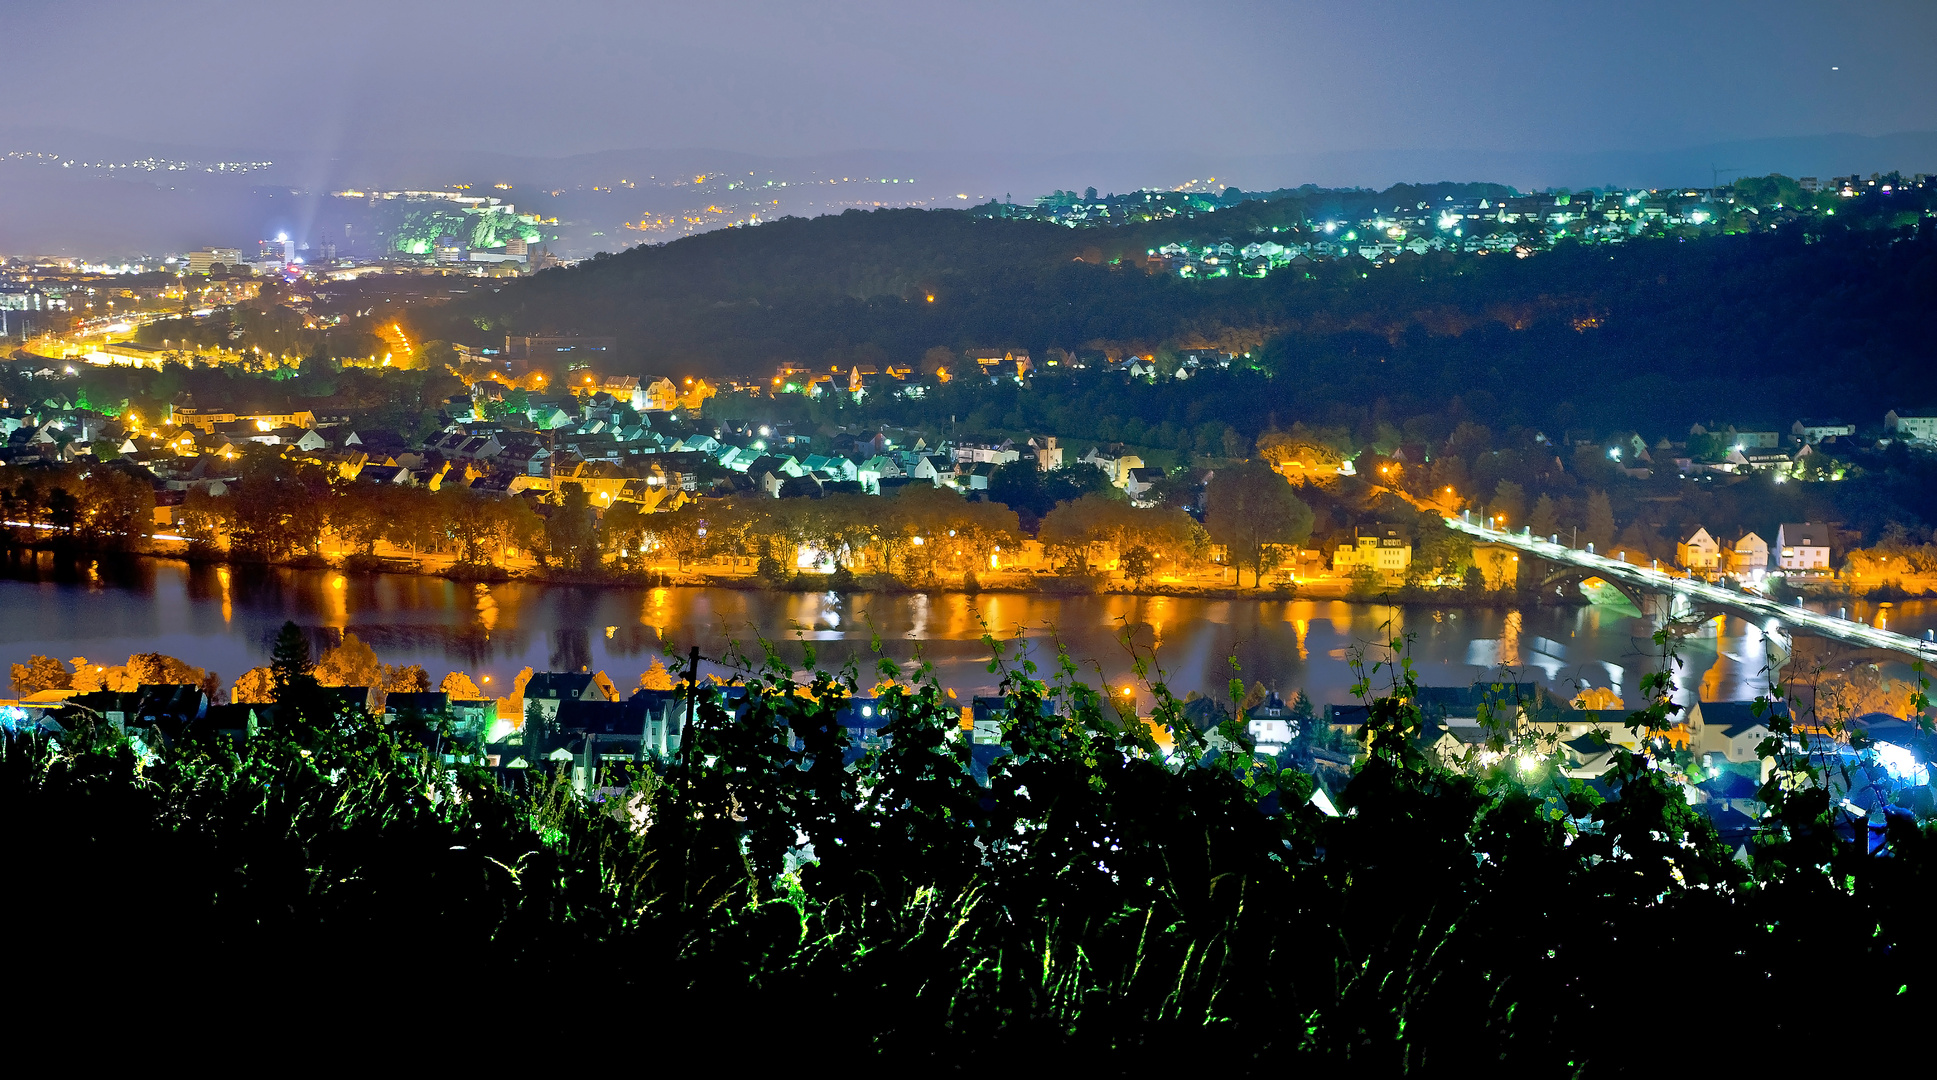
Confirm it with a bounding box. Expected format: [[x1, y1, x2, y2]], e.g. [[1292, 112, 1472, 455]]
[[526, 672, 599, 700], [1699, 700, 1787, 737]]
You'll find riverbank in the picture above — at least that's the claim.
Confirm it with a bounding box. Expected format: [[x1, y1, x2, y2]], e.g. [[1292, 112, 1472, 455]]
[[11, 537, 1599, 609]]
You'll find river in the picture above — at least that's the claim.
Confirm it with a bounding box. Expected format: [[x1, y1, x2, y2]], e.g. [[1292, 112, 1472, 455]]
[[2, 551, 1929, 710]]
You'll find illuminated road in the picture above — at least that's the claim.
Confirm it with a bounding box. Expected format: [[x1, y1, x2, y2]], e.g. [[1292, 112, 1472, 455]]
[[1447, 516, 1936, 662], [377, 322, 414, 364]]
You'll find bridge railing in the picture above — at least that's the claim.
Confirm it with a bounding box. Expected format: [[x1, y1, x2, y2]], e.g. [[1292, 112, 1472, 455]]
[[1444, 515, 1935, 660]]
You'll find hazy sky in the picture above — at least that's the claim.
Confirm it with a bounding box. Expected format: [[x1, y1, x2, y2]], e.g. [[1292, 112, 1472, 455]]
[[8, 0, 1935, 160]]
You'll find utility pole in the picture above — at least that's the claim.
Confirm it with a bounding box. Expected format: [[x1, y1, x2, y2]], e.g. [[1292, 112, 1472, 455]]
[[680, 645, 700, 766]]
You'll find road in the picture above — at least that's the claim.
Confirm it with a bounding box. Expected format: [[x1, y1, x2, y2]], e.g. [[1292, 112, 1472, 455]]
[[1447, 516, 1936, 662]]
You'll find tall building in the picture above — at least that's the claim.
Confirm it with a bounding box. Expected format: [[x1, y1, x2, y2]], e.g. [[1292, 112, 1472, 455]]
[[188, 248, 243, 275], [258, 235, 294, 264]]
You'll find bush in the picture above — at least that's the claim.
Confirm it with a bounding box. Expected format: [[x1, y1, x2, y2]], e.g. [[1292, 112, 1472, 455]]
[[2, 632, 1927, 1065]]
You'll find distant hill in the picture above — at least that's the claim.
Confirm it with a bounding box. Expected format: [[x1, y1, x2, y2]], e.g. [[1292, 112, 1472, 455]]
[[419, 202, 1937, 437]]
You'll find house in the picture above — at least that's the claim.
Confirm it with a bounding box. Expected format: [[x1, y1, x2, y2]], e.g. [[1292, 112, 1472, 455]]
[[856, 454, 899, 494], [523, 672, 611, 725], [1322, 704, 1371, 744], [599, 374, 642, 409], [1691, 700, 1784, 778], [952, 439, 1017, 466], [1245, 692, 1299, 754], [969, 697, 1010, 744], [1792, 418, 1854, 444], [1775, 523, 1833, 572], [1677, 527, 1722, 574], [1884, 409, 1937, 445], [1123, 467, 1165, 506], [956, 461, 998, 492], [907, 454, 948, 485], [642, 377, 679, 413], [67, 684, 209, 752], [968, 350, 1030, 380], [356, 463, 415, 485], [1726, 532, 1769, 575], [1720, 426, 1781, 450], [786, 695, 893, 760], [1332, 524, 1413, 580], [1029, 436, 1063, 471], [1079, 447, 1143, 485]]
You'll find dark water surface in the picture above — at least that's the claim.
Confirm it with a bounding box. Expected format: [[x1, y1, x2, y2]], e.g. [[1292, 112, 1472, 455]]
[[2, 552, 1929, 708]]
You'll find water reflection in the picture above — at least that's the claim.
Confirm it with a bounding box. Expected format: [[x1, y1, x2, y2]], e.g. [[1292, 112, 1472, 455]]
[[0, 556, 1927, 708]]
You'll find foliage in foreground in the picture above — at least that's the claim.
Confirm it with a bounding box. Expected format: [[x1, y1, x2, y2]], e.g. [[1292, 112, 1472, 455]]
[[3, 635, 1928, 1069]]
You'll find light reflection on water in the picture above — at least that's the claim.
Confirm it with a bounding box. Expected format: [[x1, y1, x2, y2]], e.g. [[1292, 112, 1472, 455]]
[[0, 551, 1927, 708]]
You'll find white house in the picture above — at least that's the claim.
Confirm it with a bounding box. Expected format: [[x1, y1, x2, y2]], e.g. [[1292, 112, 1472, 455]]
[[1885, 409, 1937, 445], [1245, 692, 1299, 755], [1776, 523, 1833, 572], [1081, 447, 1144, 486], [1792, 418, 1854, 444]]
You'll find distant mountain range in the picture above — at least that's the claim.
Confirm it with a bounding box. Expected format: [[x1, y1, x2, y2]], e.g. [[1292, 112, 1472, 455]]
[[3, 127, 1933, 258]]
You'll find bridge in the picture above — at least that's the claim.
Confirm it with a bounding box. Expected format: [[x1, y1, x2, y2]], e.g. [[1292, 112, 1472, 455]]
[[1446, 516, 1936, 667]]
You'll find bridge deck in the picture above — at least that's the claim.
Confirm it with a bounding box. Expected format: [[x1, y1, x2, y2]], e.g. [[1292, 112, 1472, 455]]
[[1447, 518, 1933, 661]]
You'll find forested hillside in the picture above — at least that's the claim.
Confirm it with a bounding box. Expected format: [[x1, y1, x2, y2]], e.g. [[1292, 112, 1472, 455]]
[[421, 204, 1937, 436]]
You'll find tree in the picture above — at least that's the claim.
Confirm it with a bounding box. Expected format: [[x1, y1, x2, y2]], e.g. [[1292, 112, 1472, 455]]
[[1120, 545, 1156, 588], [330, 485, 390, 556], [217, 451, 332, 560], [270, 622, 312, 692], [601, 500, 647, 562], [1413, 518, 1473, 578], [1489, 479, 1526, 531], [545, 484, 600, 571], [315, 632, 383, 688], [441, 671, 483, 699], [1240, 680, 1268, 711], [232, 667, 276, 704], [1584, 490, 1615, 550], [988, 458, 1048, 519], [45, 487, 78, 536], [1288, 690, 1315, 730], [10, 655, 71, 696], [1529, 494, 1559, 539], [383, 664, 431, 693], [269, 620, 325, 725], [640, 658, 674, 691], [125, 652, 207, 687], [1204, 460, 1313, 587], [642, 504, 714, 570]]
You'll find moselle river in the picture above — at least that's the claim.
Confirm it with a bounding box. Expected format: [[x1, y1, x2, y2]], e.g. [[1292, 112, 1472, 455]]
[[1, 551, 1929, 710]]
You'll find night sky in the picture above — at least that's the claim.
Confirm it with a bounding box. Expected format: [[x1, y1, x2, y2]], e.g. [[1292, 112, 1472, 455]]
[[9, 0, 1934, 163]]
